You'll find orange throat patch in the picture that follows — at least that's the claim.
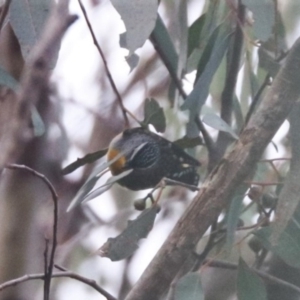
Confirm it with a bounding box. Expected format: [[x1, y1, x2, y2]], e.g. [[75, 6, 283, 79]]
[[107, 148, 126, 175]]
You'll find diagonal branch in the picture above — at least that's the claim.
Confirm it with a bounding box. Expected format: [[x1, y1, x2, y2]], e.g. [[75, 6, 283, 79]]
[[77, 0, 129, 127], [124, 37, 300, 300]]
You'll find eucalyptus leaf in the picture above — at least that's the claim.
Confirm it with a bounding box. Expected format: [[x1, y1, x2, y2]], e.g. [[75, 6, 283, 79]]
[[151, 15, 178, 79], [9, 0, 53, 61], [82, 169, 133, 203], [62, 149, 108, 175], [188, 14, 206, 57], [237, 258, 267, 300], [111, 0, 158, 54], [0, 66, 18, 90], [98, 206, 158, 261], [174, 272, 204, 300], [181, 27, 232, 120], [254, 217, 300, 269], [202, 113, 239, 140], [142, 98, 166, 133], [67, 150, 128, 212], [31, 106, 45, 137], [241, 0, 275, 42], [226, 184, 248, 250]]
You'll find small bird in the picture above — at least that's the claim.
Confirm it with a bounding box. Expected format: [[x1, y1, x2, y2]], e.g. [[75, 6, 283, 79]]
[[107, 127, 201, 190]]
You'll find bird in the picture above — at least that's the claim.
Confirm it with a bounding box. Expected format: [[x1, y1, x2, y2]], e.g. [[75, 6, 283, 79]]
[[106, 127, 201, 190]]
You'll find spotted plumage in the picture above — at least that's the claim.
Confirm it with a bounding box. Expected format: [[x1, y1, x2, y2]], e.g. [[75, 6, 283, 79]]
[[107, 127, 200, 190]]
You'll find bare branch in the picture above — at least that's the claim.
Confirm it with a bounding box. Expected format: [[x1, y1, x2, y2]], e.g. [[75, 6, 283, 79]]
[[77, 0, 129, 128], [0, 271, 117, 300]]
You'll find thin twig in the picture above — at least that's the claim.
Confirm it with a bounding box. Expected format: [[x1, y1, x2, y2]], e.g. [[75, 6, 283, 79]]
[[202, 258, 300, 295], [245, 180, 283, 186], [0, 271, 117, 300], [77, 0, 129, 127], [43, 239, 49, 300], [5, 164, 59, 300]]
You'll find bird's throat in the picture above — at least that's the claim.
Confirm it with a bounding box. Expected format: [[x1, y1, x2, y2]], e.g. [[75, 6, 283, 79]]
[[107, 148, 126, 175]]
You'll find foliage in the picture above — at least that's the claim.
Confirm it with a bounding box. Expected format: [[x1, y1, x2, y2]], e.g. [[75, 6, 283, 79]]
[[0, 0, 300, 300]]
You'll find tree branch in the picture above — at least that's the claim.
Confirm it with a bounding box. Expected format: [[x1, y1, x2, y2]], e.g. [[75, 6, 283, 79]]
[[0, 271, 116, 300], [77, 0, 129, 128], [124, 37, 300, 300], [5, 164, 59, 300]]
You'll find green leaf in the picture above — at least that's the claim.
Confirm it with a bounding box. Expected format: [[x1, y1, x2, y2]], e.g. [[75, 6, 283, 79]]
[[188, 14, 206, 57], [83, 169, 133, 203], [195, 23, 224, 82], [62, 149, 108, 175], [237, 258, 267, 300], [98, 206, 158, 261], [0, 67, 18, 90], [173, 136, 202, 149], [232, 95, 244, 132], [181, 27, 232, 120], [66, 150, 126, 211], [9, 0, 52, 60], [111, 0, 158, 54], [142, 98, 166, 133], [174, 272, 204, 300], [226, 185, 248, 250], [241, 0, 275, 42], [151, 15, 178, 79], [30, 106, 45, 137], [202, 113, 239, 140], [125, 53, 139, 72], [254, 221, 300, 268], [258, 48, 280, 77]]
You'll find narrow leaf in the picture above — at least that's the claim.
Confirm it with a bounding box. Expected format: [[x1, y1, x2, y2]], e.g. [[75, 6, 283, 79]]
[[226, 185, 247, 250], [142, 98, 166, 133], [151, 15, 178, 79], [237, 258, 267, 300], [98, 206, 158, 261], [188, 14, 206, 57], [254, 221, 300, 268], [0, 66, 18, 89], [82, 170, 133, 203], [174, 272, 204, 300], [202, 113, 239, 140], [9, 0, 52, 61], [31, 106, 45, 137], [173, 136, 202, 149], [258, 48, 280, 77], [62, 149, 108, 175], [66, 151, 127, 211], [181, 28, 232, 120]]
